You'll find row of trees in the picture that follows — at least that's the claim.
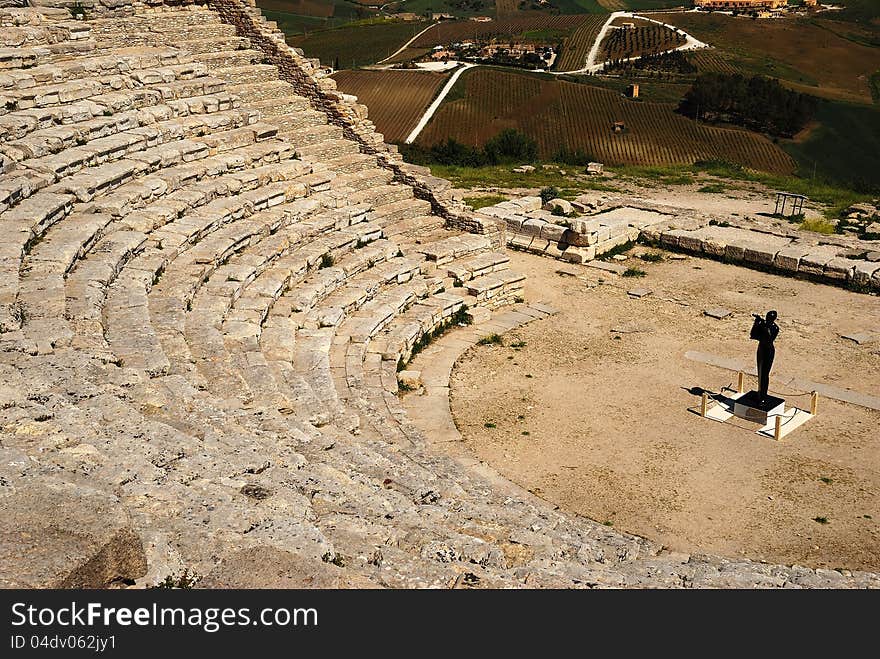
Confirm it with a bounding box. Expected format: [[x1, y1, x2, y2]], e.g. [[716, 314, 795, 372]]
[[678, 73, 818, 138], [399, 129, 538, 166], [603, 51, 696, 75]]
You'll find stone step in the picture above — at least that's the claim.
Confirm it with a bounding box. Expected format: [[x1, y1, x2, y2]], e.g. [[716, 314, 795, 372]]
[[368, 197, 432, 228], [0, 90, 241, 145], [325, 152, 379, 175], [295, 138, 360, 162], [278, 123, 343, 148], [1, 21, 90, 49], [190, 48, 263, 70], [414, 231, 492, 264], [0, 46, 186, 92], [443, 250, 507, 282], [225, 79, 293, 105], [333, 166, 394, 192], [7, 107, 259, 173], [247, 95, 313, 118], [214, 63, 279, 85], [348, 183, 413, 209], [464, 269, 525, 306]]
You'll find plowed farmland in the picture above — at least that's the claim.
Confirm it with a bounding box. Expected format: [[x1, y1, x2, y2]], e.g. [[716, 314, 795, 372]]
[[410, 15, 588, 48], [687, 50, 740, 75], [554, 15, 606, 71], [600, 24, 686, 61], [332, 70, 448, 143], [416, 68, 796, 173]]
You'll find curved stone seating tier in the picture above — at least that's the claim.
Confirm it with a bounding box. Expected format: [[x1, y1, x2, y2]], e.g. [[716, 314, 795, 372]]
[[1, 1, 874, 590]]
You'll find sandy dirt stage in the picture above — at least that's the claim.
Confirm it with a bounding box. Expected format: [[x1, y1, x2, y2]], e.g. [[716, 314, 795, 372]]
[[450, 250, 880, 571]]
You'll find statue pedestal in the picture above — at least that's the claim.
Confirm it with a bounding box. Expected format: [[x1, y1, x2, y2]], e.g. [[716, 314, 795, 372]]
[[733, 391, 785, 424]]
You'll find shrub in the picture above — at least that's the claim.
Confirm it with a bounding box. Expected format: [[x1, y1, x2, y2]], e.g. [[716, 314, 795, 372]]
[[319, 253, 334, 269], [622, 267, 647, 278], [477, 333, 504, 346], [483, 129, 538, 165], [153, 569, 198, 589], [540, 186, 559, 205]]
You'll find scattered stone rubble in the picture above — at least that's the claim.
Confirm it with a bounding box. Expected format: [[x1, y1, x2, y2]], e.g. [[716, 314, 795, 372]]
[[0, 0, 876, 590], [479, 194, 880, 291]]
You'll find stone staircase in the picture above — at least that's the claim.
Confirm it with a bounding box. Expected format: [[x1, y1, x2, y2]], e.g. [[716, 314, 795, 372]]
[[0, 0, 876, 589]]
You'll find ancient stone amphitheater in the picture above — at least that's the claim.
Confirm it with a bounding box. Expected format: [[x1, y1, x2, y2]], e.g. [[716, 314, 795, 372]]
[[0, 0, 876, 588]]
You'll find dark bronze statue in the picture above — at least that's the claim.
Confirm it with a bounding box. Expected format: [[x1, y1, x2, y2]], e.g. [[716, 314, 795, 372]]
[[750, 310, 779, 403]]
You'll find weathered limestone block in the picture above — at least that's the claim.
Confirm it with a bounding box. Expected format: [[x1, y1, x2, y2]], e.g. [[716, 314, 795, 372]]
[[824, 257, 855, 281], [799, 248, 839, 277], [851, 260, 880, 287], [397, 370, 421, 389], [773, 245, 811, 273], [543, 198, 572, 215], [540, 222, 566, 243], [0, 479, 147, 588], [519, 218, 545, 238], [200, 546, 378, 589]]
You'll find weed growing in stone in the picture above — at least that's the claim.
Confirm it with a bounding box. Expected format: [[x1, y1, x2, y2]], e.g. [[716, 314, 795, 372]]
[[477, 333, 503, 346]]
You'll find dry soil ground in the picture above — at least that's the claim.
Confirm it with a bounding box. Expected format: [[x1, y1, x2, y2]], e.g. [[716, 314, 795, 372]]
[[450, 250, 880, 571]]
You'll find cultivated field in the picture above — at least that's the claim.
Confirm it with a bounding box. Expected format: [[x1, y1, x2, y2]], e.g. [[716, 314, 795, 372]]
[[653, 13, 880, 103], [410, 14, 588, 48], [687, 49, 740, 75], [332, 69, 448, 142], [290, 20, 426, 68], [495, 0, 521, 15], [258, 0, 334, 17], [554, 15, 607, 71], [600, 22, 686, 61], [416, 68, 796, 172]]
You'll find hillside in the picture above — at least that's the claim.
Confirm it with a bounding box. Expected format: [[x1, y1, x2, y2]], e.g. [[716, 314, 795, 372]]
[[415, 67, 796, 172]]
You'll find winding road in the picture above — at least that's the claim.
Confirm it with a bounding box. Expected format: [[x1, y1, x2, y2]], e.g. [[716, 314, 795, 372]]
[[385, 12, 710, 144], [404, 63, 475, 144], [551, 11, 709, 75]]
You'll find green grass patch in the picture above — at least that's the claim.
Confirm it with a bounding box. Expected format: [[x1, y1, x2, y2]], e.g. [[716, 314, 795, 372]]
[[800, 217, 837, 235], [639, 252, 664, 263], [622, 267, 647, 278], [608, 160, 872, 220], [698, 183, 729, 194], [813, 516, 829, 524], [428, 164, 618, 191], [463, 194, 507, 210], [613, 165, 695, 186]]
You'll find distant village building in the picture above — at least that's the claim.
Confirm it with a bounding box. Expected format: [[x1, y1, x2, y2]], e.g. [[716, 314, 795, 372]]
[[626, 84, 639, 99], [471, 16, 493, 22], [586, 162, 604, 176], [620, 22, 635, 29], [393, 12, 419, 21], [432, 13, 455, 20], [696, 0, 786, 9]]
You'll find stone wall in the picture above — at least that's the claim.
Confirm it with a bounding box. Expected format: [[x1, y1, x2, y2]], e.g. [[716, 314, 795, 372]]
[[163, 0, 503, 243]]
